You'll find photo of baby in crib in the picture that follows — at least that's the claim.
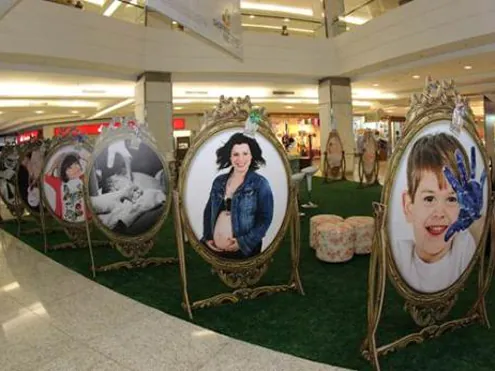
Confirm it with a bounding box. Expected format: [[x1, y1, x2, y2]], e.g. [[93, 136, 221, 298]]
[[87, 139, 168, 237]]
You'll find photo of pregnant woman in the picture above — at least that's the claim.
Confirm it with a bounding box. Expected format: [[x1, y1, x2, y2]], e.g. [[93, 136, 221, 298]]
[[87, 138, 169, 237]]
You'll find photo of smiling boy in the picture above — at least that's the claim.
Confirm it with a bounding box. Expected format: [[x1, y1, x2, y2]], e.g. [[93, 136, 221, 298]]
[[393, 132, 485, 293]]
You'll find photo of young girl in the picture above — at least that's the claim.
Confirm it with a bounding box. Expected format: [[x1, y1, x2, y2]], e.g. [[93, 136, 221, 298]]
[[42, 144, 90, 223], [17, 146, 44, 213], [388, 122, 488, 294], [182, 126, 290, 261], [87, 138, 168, 237], [0, 148, 19, 207]]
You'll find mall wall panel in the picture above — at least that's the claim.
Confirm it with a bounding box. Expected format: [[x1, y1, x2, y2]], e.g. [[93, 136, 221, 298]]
[[335, 0, 495, 76], [0, 0, 338, 78]]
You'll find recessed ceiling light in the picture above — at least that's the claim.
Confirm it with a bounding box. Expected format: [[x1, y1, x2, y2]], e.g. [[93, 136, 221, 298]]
[[249, 15, 255, 19], [285, 105, 294, 109], [174, 106, 183, 110], [412, 75, 420, 79], [372, 83, 379, 87], [172, 21, 177, 25], [35, 110, 44, 114], [284, 18, 290, 22], [70, 110, 80, 114], [0, 111, 3, 115], [464, 65, 472, 70]]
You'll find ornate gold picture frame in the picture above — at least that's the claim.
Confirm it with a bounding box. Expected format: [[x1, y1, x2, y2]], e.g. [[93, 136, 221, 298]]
[[16, 139, 46, 217], [176, 96, 303, 315], [358, 130, 379, 187], [83, 120, 176, 272], [0, 144, 23, 218], [362, 78, 495, 370], [323, 129, 346, 182]]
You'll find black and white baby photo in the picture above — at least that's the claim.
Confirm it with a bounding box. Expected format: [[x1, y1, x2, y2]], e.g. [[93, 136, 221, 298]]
[[88, 139, 168, 237]]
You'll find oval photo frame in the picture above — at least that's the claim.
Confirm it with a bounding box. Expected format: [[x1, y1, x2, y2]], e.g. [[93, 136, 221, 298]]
[[84, 132, 172, 243], [325, 130, 344, 178], [179, 120, 293, 271], [0, 145, 20, 208], [16, 141, 45, 216], [41, 138, 93, 227], [383, 110, 491, 303], [361, 131, 378, 183]]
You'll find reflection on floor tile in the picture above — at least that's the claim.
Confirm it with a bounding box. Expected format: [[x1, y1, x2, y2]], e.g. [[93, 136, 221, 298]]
[[197, 339, 349, 371], [0, 228, 353, 371]]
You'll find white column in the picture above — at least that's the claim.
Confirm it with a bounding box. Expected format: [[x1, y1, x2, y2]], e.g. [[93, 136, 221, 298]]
[[324, 0, 346, 37], [318, 77, 354, 174], [134, 72, 174, 162]]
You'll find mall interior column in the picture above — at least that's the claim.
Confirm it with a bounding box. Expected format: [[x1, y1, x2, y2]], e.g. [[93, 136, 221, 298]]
[[134, 72, 174, 161], [323, 0, 345, 37], [318, 77, 354, 174]]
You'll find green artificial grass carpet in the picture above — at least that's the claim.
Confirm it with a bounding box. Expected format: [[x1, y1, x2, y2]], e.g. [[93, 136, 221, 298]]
[[3, 178, 495, 371]]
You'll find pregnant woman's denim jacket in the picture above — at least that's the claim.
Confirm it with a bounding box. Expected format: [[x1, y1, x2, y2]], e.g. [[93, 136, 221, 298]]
[[202, 170, 274, 258]]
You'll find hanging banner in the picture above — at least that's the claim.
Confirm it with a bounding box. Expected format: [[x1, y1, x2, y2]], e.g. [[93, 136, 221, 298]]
[[147, 0, 243, 59], [0, 0, 22, 21]]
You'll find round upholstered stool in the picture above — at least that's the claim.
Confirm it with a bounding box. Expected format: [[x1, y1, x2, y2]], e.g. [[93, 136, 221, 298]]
[[345, 216, 375, 255], [315, 221, 355, 263], [309, 214, 344, 249]]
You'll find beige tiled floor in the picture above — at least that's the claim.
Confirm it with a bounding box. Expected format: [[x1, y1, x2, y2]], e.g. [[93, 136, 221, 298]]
[[0, 230, 351, 371]]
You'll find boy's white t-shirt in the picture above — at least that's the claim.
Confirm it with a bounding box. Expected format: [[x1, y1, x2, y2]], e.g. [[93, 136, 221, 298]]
[[393, 230, 476, 293]]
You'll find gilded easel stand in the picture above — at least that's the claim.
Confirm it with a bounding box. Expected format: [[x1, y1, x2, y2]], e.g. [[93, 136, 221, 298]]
[[361, 77, 495, 370], [94, 240, 178, 272], [47, 226, 109, 251]]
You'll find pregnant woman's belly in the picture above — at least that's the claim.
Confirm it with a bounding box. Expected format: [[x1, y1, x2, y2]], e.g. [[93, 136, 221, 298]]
[[214, 211, 233, 249]]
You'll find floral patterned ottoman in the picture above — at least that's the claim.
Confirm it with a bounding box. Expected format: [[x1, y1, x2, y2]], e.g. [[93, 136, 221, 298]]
[[315, 221, 354, 263], [309, 214, 344, 249], [345, 216, 375, 255]]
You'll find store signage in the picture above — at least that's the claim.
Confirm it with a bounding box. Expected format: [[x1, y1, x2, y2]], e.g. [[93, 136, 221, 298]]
[[173, 118, 186, 130], [54, 122, 122, 136], [17, 130, 39, 144], [147, 0, 243, 59]]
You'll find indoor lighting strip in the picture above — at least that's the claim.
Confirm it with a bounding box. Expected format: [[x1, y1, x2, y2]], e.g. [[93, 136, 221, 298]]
[[240, 1, 314, 17], [103, 0, 122, 17], [242, 23, 314, 34], [0, 99, 100, 108], [88, 98, 134, 119]]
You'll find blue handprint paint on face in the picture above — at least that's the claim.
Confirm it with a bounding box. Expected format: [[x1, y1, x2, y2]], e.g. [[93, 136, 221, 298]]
[[443, 146, 486, 242]]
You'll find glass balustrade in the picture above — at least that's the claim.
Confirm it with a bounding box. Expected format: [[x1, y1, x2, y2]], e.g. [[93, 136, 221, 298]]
[[43, 0, 412, 38]]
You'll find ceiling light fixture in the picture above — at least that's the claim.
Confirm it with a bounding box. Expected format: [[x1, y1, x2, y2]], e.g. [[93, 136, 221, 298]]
[[249, 14, 255, 19], [35, 110, 44, 114], [464, 65, 472, 70], [174, 107, 184, 110], [285, 105, 294, 109], [0, 100, 100, 108], [284, 18, 290, 22], [172, 21, 178, 25], [88, 98, 134, 119], [338, 15, 367, 25], [84, 0, 106, 5], [70, 110, 80, 114], [103, 0, 122, 17], [372, 83, 379, 87], [240, 1, 313, 16], [412, 75, 420, 79]]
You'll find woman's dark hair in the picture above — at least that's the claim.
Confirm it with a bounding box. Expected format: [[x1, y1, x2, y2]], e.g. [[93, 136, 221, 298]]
[[61, 154, 80, 182], [216, 133, 266, 171]]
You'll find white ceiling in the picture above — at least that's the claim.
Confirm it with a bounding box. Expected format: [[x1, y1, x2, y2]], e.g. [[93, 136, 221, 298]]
[[0, 0, 494, 131]]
